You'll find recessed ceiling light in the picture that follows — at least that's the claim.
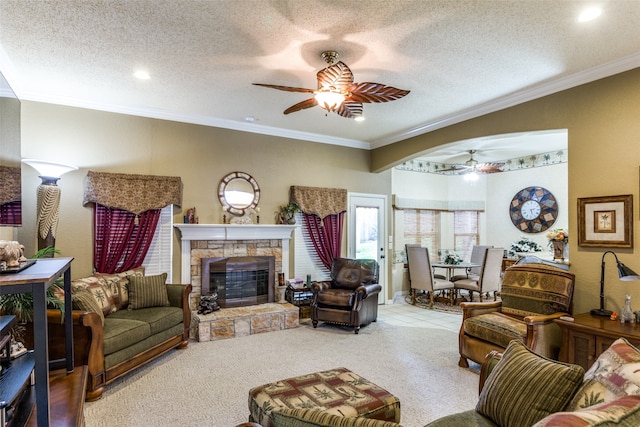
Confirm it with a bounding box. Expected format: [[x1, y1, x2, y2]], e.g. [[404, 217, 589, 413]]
[[354, 116, 365, 122], [578, 7, 602, 22], [134, 70, 150, 80], [244, 116, 258, 122]]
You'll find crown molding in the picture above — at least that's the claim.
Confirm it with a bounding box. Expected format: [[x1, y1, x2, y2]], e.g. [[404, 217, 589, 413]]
[[370, 52, 640, 149]]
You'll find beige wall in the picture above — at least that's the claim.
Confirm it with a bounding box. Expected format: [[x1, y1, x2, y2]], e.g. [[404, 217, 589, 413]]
[[376, 67, 640, 314], [16, 102, 391, 287], [11, 66, 640, 315]]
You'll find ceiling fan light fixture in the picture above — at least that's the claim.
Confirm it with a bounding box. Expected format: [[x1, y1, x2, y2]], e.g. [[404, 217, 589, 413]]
[[464, 171, 479, 181], [314, 89, 346, 111]]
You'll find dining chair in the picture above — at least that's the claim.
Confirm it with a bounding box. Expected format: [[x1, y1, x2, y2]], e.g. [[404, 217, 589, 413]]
[[454, 247, 504, 302], [451, 245, 492, 281], [405, 244, 454, 307], [406, 244, 445, 279]]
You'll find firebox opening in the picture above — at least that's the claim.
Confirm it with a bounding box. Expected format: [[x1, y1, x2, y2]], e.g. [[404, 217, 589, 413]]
[[201, 256, 275, 308]]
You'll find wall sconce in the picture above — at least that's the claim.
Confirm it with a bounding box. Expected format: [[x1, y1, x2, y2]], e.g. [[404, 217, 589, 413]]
[[590, 250, 640, 317], [22, 159, 78, 254]]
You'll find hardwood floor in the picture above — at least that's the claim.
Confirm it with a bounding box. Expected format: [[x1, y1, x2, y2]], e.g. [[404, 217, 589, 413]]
[[26, 366, 87, 427]]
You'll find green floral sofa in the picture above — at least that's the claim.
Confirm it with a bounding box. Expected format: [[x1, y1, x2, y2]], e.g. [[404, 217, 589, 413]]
[[239, 339, 640, 427], [43, 267, 192, 401]]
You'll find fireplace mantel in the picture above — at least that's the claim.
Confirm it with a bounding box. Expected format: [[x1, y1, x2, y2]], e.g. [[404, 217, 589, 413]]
[[174, 224, 297, 283]]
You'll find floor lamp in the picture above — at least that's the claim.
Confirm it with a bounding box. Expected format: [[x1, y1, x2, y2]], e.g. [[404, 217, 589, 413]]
[[22, 159, 78, 255], [591, 250, 640, 317]]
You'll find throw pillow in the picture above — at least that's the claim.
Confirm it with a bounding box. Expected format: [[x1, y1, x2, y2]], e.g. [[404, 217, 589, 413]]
[[566, 337, 640, 411], [95, 267, 145, 310], [71, 289, 105, 325], [127, 273, 170, 310], [270, 408, 402, 427], [533, 395, 640, 427], [71, 276, 117, 315], [476, 340, 584, 427]]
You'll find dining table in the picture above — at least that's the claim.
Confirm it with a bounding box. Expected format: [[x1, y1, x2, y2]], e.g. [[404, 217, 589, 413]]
[[431, 262, 481, 281]]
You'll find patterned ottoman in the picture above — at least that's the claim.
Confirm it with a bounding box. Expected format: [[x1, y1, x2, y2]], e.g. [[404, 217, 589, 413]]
[[248, 367, 401, 427]]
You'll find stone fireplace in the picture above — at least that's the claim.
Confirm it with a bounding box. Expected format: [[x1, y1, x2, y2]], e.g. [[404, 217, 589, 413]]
[[174, 224, 298, 341]]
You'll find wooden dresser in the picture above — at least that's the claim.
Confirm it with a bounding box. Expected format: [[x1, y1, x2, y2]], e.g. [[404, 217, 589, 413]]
[[555, 312, 640, 370]]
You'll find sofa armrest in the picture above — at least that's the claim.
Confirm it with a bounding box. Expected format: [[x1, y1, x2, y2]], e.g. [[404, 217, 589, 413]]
[[460, 300, 502, 321], [166, 284, 192, 339], [523, 312, 568, 325], [43, 308, 105, 398]]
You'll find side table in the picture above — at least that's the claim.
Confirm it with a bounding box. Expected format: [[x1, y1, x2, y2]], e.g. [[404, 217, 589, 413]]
[[555, 312, 640, 370], [285, 286, 313, 319]]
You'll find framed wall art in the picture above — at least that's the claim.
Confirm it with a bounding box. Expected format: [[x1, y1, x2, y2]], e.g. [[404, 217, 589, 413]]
[[578, 194, 633, 248]]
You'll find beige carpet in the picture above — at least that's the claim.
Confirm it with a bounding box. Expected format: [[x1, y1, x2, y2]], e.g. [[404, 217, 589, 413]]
[[84, 320, 480, 427]]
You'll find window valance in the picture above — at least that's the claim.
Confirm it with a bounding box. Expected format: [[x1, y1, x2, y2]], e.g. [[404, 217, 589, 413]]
[[393, 195, 485, 212], [83, 170, 182, 215], [0, 165, 21, 205], [290, 186, 347, 220]]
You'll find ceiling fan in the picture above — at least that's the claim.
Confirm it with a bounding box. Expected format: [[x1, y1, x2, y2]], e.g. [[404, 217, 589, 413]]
[[440, 150, 504, 175], [253, 50, 410, 119]]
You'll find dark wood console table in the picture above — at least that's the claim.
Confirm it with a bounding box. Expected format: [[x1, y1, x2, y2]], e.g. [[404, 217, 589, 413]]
[[555, 312, 640, 370], [0, 258, 74, 427]]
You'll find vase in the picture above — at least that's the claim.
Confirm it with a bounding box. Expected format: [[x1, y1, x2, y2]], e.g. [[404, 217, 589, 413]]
[[552, 240, 565, 260]]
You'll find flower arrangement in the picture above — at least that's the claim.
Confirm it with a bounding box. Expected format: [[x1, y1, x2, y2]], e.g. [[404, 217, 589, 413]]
[[509, 236, 543, 256], [442, 251, 462, 265], [546, 228, 568, 248]]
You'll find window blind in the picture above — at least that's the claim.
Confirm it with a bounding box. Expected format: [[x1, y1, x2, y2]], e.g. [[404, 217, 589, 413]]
[[142, 205, 173, 278], [403, 209, 440, 261], [293, 213, 331, 282], [454, 211, 479, 262]]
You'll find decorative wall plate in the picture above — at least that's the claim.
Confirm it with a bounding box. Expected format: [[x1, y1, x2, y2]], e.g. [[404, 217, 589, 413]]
[[510, 186, 558, 233]]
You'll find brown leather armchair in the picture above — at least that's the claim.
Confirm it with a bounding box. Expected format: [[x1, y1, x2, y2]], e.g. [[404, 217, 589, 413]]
[[311, 258, 381, 334], [458, 263, 574, 368]]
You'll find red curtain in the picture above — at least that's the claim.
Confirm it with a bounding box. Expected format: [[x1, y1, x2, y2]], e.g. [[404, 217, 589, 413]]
[[304, 211, 345, 270], [0, 201, 22, 225], [93, 203, 161, 273]]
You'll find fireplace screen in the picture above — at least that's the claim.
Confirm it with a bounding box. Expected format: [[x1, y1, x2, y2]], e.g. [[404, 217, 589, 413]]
[[201, 256, 274, 308]]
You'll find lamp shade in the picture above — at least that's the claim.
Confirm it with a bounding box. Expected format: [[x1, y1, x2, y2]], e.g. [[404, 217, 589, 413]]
[[22, 159, 78, 179], [617, 262, 640, 281]]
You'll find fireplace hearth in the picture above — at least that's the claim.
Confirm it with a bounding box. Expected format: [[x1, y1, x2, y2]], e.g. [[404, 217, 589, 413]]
[[201, 256, 275, 308]]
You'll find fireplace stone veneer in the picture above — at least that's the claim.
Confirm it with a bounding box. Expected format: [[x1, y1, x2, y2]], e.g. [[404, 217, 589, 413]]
[[174, 224, 298, 340]]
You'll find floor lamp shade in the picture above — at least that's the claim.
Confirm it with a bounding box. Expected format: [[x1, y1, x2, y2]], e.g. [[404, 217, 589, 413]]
[[22, 159, 78, 252], [591, 250, 640, 317]]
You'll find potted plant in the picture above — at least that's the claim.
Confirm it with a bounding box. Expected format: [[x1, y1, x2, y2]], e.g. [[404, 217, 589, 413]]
[[275, 202, 301, 224]]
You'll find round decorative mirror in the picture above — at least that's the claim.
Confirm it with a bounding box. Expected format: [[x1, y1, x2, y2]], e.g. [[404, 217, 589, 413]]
[[218, 171, 260, 215]]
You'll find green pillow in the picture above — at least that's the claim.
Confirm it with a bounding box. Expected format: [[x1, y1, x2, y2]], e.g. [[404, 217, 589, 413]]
[[476, 340, 584, 427], [71, 288, 105, 325], [270, 408, 402, 427], [127, 273, 169, 310]]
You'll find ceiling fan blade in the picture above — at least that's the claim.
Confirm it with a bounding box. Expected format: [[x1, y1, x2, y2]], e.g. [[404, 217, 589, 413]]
[[283, 97, 318, 115], [317, 61, 354, 92], [438, 164, 471, 173], [252, 83, 315, 94], [336, 101, 363, 118], [348, 82, 410, 103], [475, 163, 504, 174]]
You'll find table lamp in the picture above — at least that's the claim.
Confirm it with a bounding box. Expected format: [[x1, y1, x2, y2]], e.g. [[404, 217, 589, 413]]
[[591, 250, 640, 316]]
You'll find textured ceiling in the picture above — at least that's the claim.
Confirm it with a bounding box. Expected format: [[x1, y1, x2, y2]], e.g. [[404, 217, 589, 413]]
[[1, 1, 639, 160]]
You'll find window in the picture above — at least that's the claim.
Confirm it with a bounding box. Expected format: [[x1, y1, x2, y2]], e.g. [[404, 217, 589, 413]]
[[403, 209, 440, 261], [454, 211, 479, 262], [142, 205, 173, 277], [293, 213, 331, 281]]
